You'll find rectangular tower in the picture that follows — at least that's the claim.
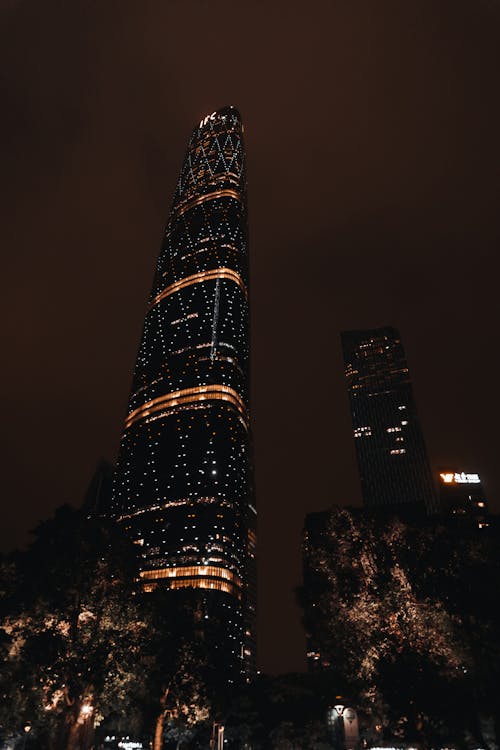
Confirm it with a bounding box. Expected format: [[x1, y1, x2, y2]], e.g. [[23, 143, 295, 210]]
[[112, 107, 256, 680], [301, 510, 332, 672], [341, 327, 437, 515]]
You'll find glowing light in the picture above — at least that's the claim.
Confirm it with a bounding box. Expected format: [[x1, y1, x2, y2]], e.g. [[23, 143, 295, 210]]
[[440, 473, 454, 483], [150, 267, 247, 308], [124, 384, 248, 430], [139, 564, 241, 586], [199, 111, 217, 127], [172, 189, 242, 220], [80, 703, 93, 718], [440, 472, 480, 484]]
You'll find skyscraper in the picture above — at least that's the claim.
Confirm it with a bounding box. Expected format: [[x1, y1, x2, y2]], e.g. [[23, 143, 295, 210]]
[[341, 327, 437, 514], [112, 106, 256, 680], [82, 459, 114, 517], [301, 509, 332, 672]]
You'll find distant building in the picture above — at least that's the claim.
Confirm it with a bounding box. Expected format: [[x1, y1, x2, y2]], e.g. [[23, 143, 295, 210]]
[[438, 469, 489, 528], [82, 459, 114, 517], [111, 107, 256, 681], [302, 510, 333, 672], [341, 327, 438, 515]]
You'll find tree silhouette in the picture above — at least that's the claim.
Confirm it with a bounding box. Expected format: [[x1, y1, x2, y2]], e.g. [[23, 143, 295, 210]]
[[0, 506, 147, 750], [300, 508, 500, 746]]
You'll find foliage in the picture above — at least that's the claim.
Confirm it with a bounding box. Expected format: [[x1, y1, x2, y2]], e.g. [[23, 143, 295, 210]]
[[224, 673, 335, 749], [138, 587, 229, 749], [0, 506, 147, 750], [0, 505, 244, 750], [300, 507, 500, 746]]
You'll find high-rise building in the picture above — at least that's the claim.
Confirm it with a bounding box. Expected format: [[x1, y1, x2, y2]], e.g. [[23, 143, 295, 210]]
[[341, 327, 437, 515], [301, 510, 332, 672], [438, 469, 489, 528], [82, 459, 114, 517], [112, 106, 256, 680]]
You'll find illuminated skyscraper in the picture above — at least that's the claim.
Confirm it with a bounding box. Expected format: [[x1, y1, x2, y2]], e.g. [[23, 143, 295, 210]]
[[112, 107, 256, 680], [341, 327, 437, 515]]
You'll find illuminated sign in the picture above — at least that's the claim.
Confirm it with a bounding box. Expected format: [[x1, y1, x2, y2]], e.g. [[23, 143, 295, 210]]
[[439, 472, 480, 485], [199, 112, 217, 128]]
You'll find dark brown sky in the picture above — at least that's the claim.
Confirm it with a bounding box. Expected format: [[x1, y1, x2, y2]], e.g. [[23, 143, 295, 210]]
[[1, 0, 499, 675]]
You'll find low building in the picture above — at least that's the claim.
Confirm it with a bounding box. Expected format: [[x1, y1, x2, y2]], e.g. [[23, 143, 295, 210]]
[[438, 469, 489, 528]]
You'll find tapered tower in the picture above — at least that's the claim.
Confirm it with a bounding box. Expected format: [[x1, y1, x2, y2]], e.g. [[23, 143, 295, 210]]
[[112, 107, 256, 680]]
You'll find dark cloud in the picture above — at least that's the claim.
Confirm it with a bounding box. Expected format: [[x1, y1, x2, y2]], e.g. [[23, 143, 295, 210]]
[[1, 0, 499, 674]]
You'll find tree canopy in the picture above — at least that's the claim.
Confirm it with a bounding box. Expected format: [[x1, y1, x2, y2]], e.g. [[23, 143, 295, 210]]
[[300, 507, 500, 747], [0, 506, 147, 750]]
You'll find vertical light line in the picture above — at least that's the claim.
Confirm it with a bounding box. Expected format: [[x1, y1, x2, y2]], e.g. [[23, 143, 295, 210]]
[[210, 277, 221, 362]]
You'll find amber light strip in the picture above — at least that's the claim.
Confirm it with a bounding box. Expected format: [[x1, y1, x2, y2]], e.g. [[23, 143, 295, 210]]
[[124, 384, 248, 430], [172, 188, 241, 219], [142, 580, 241, 597], [180, 174, 241, 203], [150, 267, 247, 308], [170, 578, 241, 599], [139, 565, 242, 587], [135, 392, 245, 422]]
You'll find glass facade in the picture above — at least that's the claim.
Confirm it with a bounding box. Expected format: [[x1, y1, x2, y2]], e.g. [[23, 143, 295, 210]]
[[341, 327, 438, 514], [112, 106, 256, 680]]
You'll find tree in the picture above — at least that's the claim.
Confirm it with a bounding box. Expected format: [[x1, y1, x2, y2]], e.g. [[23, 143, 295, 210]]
[[300, 508, 500, 746], [140, 590, 213, 750], [0, 506, 147, 750], [223, 673, 334, 750]]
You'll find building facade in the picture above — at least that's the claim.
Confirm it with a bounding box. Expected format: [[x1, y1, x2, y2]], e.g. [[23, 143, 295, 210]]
[[341, 327, 437, 515], [112, 106, 256, 680], [302, 510, 332, 672], [438, 469, 489, 528], [83, 459, 114, 517]]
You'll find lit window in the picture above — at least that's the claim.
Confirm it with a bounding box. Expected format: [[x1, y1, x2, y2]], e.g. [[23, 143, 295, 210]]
[[354, 426, 372, 438]]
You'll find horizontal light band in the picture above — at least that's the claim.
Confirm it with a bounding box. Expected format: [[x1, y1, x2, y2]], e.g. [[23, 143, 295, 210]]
[[117, 496, 233, 522], [139, 565, 241, 587], [150, 267, 247, 308], [169, 578, 241, 598], [139, 403, 249, 434], [172, 188, 241, 219], [133, 392, 245, 422], [124, 384, 248, 430]]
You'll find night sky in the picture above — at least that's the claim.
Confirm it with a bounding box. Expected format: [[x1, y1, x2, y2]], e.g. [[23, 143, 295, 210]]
[[1, 0, 499, 675]]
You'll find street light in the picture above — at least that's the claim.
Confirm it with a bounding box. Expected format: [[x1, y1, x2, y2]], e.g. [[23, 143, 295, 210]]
[[22, 725, 31, 750]]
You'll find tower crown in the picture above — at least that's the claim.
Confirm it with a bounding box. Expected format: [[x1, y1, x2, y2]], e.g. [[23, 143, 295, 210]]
[[197, 106, 242, 129]]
